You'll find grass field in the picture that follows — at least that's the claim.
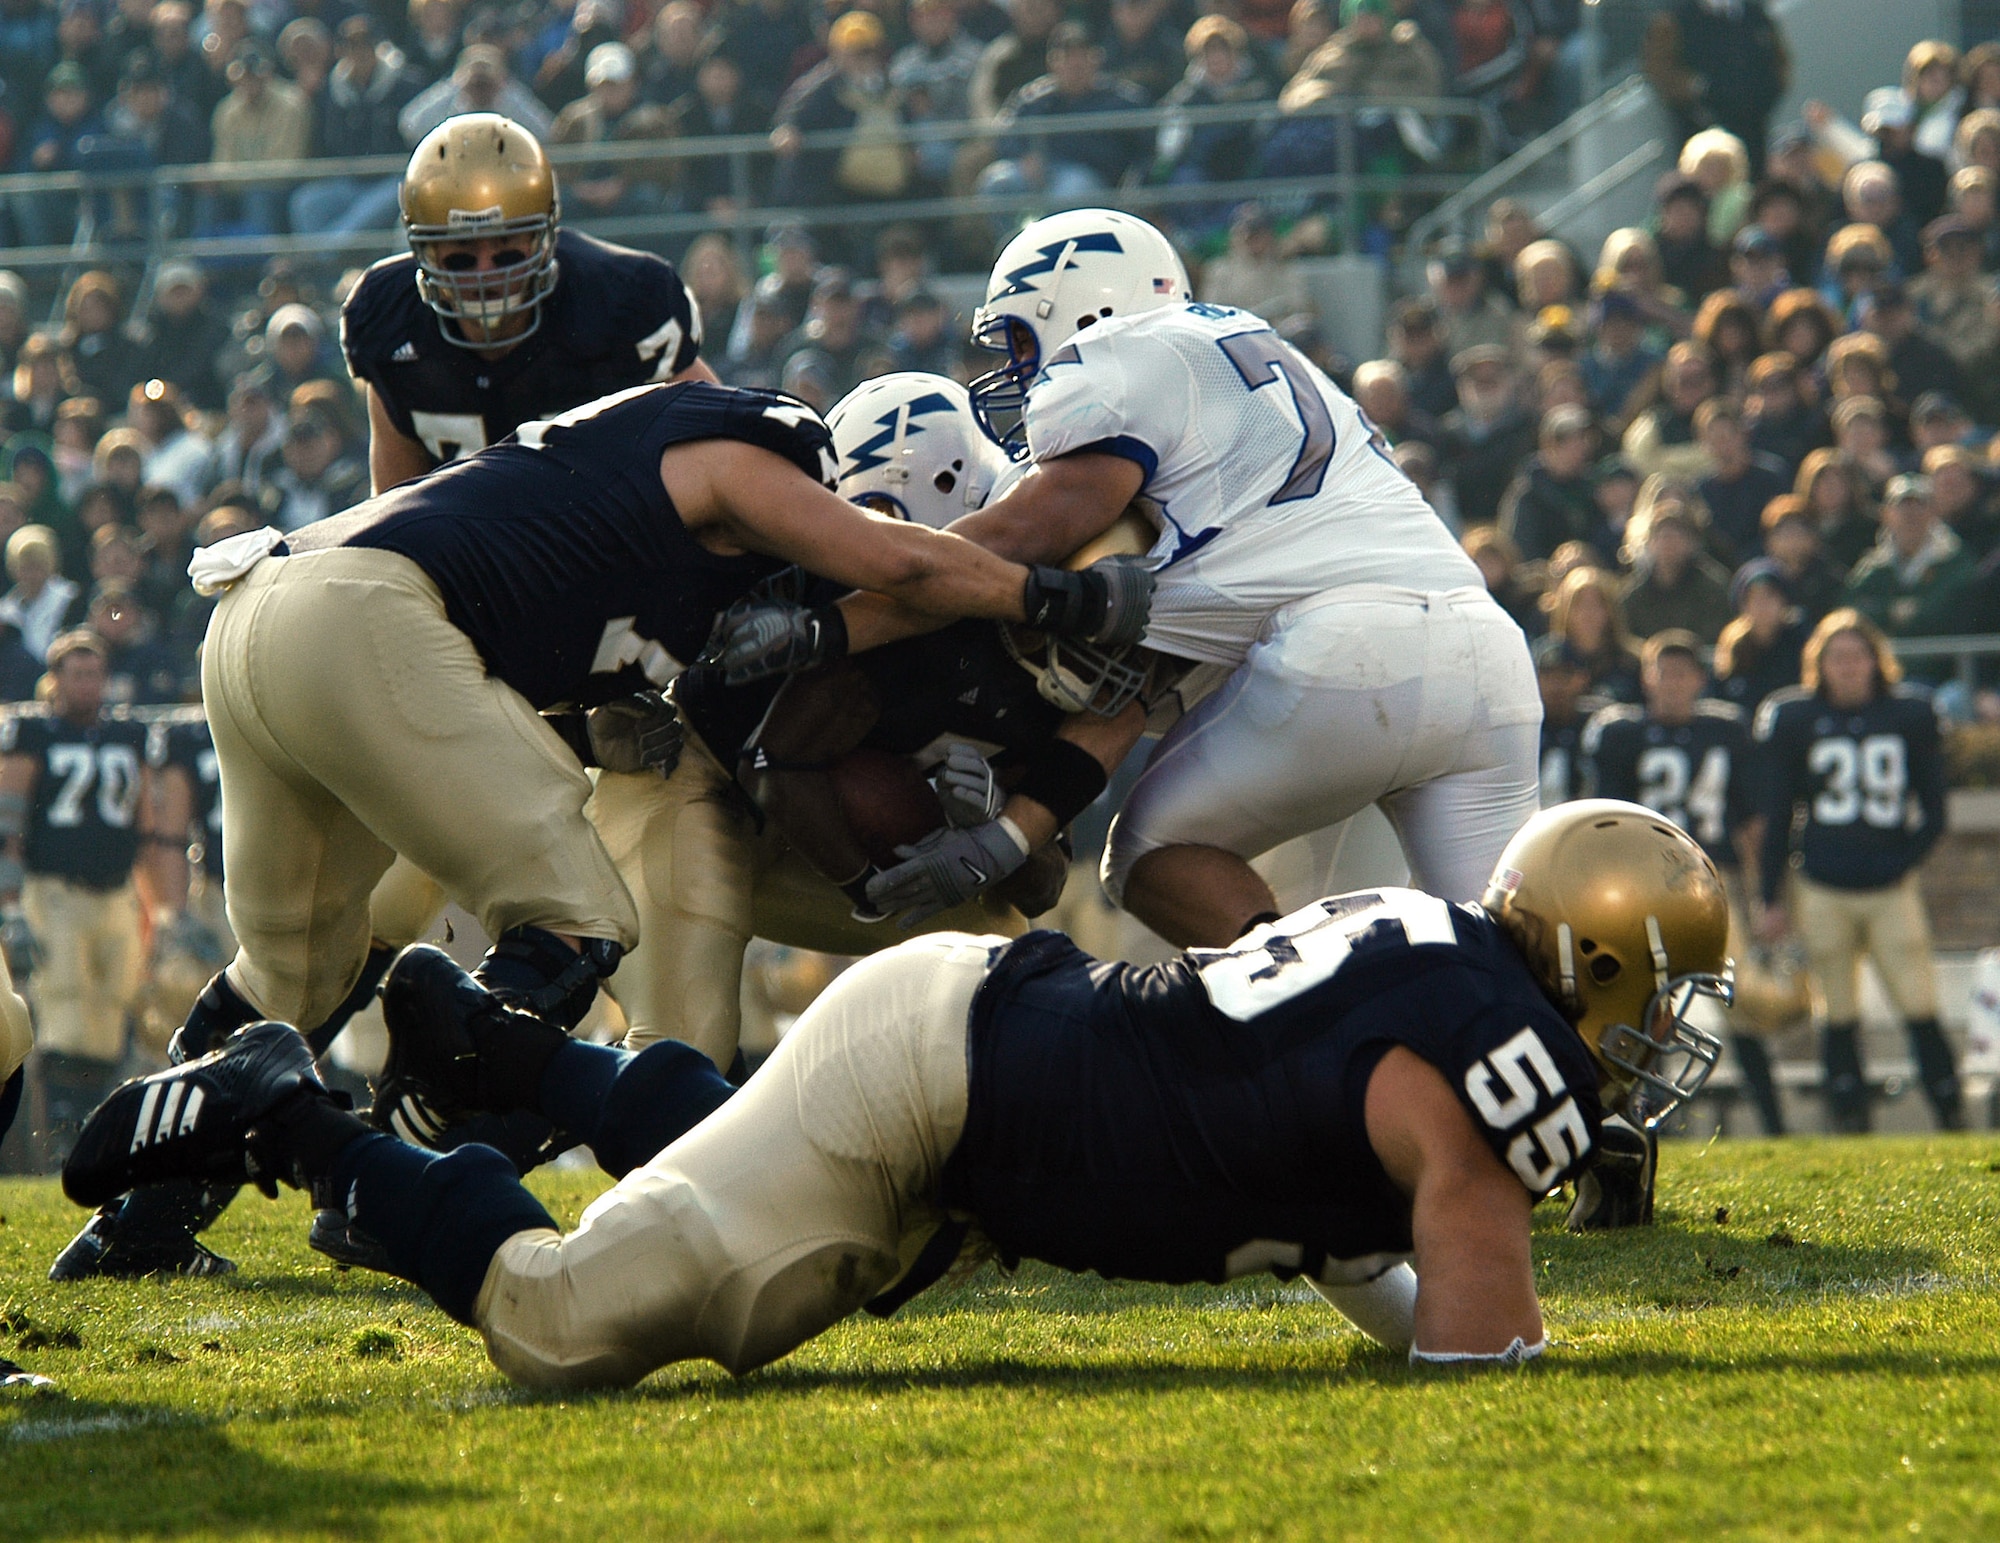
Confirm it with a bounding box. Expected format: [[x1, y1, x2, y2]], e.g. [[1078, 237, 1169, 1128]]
[[6, 1137, 2000, 1539]]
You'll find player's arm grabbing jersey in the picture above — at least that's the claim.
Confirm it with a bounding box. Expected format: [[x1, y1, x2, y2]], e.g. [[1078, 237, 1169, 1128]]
[[1752, 685, 1947, 906], [1018, 304, 1484, 666], [1582, 700, 1750, 869], [341, 228, 708, 490]]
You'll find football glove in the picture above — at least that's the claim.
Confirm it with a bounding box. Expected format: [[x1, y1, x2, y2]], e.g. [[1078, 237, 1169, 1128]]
[[865, 818, 1031, 926], [585, 690, 685, 777], [929, 742, 1004, 828], [1022, 555, 1156, 649], [701, 598, 849, 685], [1565, 1114, 1655, 1231]]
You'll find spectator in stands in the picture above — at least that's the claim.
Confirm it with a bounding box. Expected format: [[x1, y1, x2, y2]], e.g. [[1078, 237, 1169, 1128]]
[[713, 0, 814, 119], [1906, 217, 1994, 381], [1910, 392, 1978, 456], [1820, 222, 1894, 327], [127, 378, 212, 507], [1425, 244, 1512, 358], [95, 48, 206, 236], [49, 399, 99, 506], [1844, 472, 1978, 672], [1828, 395, 1901, 496], [290, 15, 423, 237], [133, 482, 192, 624], [772, 12, 911, 216], [1387, 295, 1458, 418], [884, 290, 953, 375], [1593, 227, 1691, 341], [1578, 289, 1661, 431], [1272, 0, 1442, 177], [210, 367, 279, 497], [1697, 396, 1790, 564], [1652, 171, 1727, 302], [970, 0, 1060, 123], [128, 261, 228, 411], [401, 44, 551, 145], [1463, 523, 1541, 636], [1710, 557, 1806, 714], [1768, 286, 1842, 379], [1737, 196, 1805, 302], [1155, 16, 1272, 213], [1843, 158, 1925, 278], [1759, 493, 1845, 624], [1101, 0, 1183, 105], [1620, 484, 1734, 643], [1691, 290, 1761, 398], [680, 235, 745, 356], [264, 303, 339, 396], [1621, 340, 1717, 482], [1642, 0, 1787, 179], [1547, 564, 1639, 701], [277, 17, 332, 105], [1796, 446, 1881, 576], [641, 1, 709, 110], [404, 0, 465, 83], [0, 0, 59, 126], [532, 0, 626, 115], [261, 405, 363, 530], [13, 61, 101, 248], [1946, 165, 2000, 268], [201, 41, 307, 238], [61, 271, 139, 410], [1496, 402, 1597, 562], [1200, 203, 1314, 324], [721, 281, 796, 390], [778, 267, 868, 401], [5, 332, 72, 437], [0, 523, 81, 658], [146, 2, 211, 146], [1279, 0, 1332, 81], [88, 578, 180, 704], [7, 441, 73, 571], [1350, 358, 1437, 449], [891, 0, 982, 186], [980, 23, 1150, 210], [1743, 351, 1826, 476], [1438, 342, 1534, 529], [1814, 89, 1948, 233], [552, 44, 675, 218], [1683, 127, 1753, 246], [1860, 280, 1964, 410], [678, 53, 763, 209], [1923, 443, 2000, 561]]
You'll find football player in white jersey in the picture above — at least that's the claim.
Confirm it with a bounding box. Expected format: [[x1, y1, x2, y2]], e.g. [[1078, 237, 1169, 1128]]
[[724, 210, 1541, 946]]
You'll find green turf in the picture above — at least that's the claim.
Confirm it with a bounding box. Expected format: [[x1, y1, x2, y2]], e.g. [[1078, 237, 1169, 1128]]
[[5, 1138, 2000, 1539]]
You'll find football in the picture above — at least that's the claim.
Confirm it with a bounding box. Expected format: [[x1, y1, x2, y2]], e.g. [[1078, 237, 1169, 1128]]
[[829, 746, 947, 867]]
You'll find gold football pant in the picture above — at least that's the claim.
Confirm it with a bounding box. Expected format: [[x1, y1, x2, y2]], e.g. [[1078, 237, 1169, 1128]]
[[202, 548, 638, 1030], [1791, 871, 1938, 1025], [23, 875, 141, 1062], [591, 739, 1025, 1067], [0, 938, 33, 1082], [474, 932, 996, 1388]]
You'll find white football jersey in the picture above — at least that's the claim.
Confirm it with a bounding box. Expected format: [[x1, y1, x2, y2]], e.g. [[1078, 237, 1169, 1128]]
[[1022, 303, 1482, 666]]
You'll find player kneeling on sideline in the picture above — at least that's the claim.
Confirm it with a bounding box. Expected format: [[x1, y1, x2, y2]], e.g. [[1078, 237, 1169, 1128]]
[[63, 801, 1731, 1384]]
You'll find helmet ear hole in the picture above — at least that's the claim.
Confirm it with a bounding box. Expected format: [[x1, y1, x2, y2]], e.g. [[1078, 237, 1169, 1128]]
[[1589, 954, 1622, 985], [933, 469, 957, 493]]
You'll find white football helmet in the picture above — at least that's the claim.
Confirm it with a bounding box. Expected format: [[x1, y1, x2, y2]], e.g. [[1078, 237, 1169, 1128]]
[[827, 374, 1008, 528], [969, 208, 1191, 452]]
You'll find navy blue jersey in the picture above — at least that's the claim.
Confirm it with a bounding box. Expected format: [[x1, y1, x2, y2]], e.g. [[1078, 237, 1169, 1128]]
[[0, 711, 150, 889], [287, 382, 833, 710], [1753, 685, 1946, 903], [1583, 700, 1751, 868], [1539, 715, 1587, 807], [340, 228, 702, 465], [147, 716, 222, 881], [943, 891, 1602, 1288]]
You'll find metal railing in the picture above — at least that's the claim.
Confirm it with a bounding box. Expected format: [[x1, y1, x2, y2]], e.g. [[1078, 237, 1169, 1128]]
[[1889, 634, 2000, 698], [0, 91, 1500, 297]]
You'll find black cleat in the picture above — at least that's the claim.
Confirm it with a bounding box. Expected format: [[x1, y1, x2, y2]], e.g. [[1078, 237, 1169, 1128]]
[[1566, 1115, 1657, 1231], [49, 1203, 238, 1280], [373, 944, 494, 1144], [62, 1022, 324, 1209], [307, 1205, 394, 1273]]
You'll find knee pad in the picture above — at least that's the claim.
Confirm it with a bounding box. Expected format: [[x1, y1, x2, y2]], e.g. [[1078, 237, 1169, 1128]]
[[476, 926, 623, 1030], [168, 971, 262, 1063]]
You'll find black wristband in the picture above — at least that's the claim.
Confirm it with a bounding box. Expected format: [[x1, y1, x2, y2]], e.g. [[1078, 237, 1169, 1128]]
[[808, 603, 850, 665], [1021, 566, 1106, 637], [1013, 737, 1109, 829]]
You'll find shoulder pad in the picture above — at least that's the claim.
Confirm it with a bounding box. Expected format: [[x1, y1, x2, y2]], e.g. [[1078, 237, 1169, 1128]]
[[1693, 699, 1745, 723], [1752, 686, 1812, 739], [340, 254, 423, 376], [721, 385, 838, 489], [1580, 702, 1640, 750]]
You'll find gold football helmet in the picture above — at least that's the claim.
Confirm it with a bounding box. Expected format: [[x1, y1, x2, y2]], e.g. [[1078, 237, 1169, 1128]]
[[1483, 799, 1733, 1125], [401, 113, 559, 346], [1001, 501, 1160, 716]]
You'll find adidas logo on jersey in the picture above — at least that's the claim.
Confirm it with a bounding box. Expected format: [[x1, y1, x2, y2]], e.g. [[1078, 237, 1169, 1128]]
[[127, 1078, 206, 1153], [391, 342, 418, 362]]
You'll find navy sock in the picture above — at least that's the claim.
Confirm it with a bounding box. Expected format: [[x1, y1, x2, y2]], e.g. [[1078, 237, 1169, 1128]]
[[0, 1068, 19, 1145], [328, 1133, 556, 1325], [537, 1039, 735, 1179], [305, 945, 397, 1059]]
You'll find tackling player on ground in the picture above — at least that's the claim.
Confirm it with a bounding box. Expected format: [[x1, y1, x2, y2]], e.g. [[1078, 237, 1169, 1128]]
[[61, 801, 1732, 1385]]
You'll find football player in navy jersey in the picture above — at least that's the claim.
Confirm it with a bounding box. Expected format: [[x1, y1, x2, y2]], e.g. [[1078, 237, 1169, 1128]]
[[62, 800, 1731, 1382], [1583, 632, 1787, 1136], [1753, 609, 1958, 1133], [1533, 636, 1595, 809], [0, 633, 157, 1160], [341, 113, 716, 495]]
